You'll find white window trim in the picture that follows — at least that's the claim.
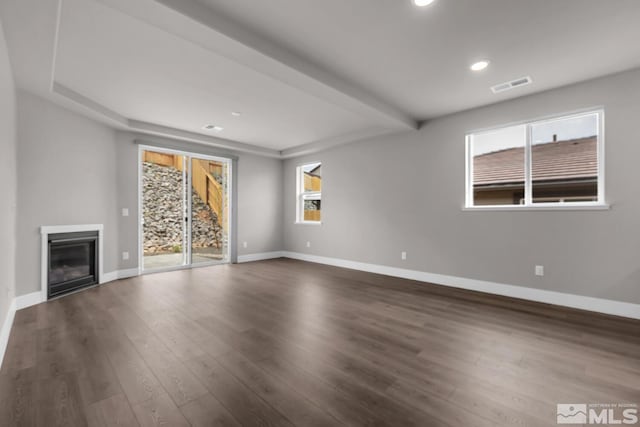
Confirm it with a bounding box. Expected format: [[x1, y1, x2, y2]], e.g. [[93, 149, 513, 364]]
[[464, 109, 608, 211], [295, 162, 322, 224]]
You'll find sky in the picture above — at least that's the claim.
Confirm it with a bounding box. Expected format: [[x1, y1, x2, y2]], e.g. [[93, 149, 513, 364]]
[[302, 162, 321, 173], [472, 113, 598, 156]]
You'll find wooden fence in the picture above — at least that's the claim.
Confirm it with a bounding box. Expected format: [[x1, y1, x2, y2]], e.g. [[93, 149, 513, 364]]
[[191, 159, 224, 225], [144, 151, 224, 228], [143, 151, 184, 171], [304, 173, 321, 191], [304, 210, 321, 221]]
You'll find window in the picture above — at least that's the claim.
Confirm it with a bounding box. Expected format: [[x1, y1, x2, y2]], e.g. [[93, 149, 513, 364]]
[[296, 162, 322, 223], [466, 110, 604, 208]]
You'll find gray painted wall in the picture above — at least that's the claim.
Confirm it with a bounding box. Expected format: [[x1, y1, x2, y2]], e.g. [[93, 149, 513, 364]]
[[0, 19, 17, 329], [236, 153, 283, 255], [284, 68, 640, 305], [16, 91, 120, 296], [15, 93, 284, 296]]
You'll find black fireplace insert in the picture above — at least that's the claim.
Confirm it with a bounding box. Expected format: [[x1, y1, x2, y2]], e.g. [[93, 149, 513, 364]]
[[48, 231, 99, 298]]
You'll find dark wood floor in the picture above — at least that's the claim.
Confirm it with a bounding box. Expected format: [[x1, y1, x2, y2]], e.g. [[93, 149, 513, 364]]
[[1, 258, 639, 426]]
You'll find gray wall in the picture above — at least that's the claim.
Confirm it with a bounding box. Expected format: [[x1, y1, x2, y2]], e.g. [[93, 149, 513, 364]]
[[0, 19, 17, 328], [16, 91, 120, 296], [284, 68, 640, 305], [236, 153, 283, 255]]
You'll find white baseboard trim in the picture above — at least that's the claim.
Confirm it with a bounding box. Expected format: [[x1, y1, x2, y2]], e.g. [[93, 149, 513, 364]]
[[117, 268, 139, 279], [238, 251, 285, 263], [15, 292, 44, 310], [101, 271, 118, 284], [0, 299, 17, 369], [281, 252, 640, 320], [102, 268, 140, 284]]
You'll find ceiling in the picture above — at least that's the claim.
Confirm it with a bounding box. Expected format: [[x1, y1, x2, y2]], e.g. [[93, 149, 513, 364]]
[[1, 0, 639, 157], [193, 0, 640, 118]]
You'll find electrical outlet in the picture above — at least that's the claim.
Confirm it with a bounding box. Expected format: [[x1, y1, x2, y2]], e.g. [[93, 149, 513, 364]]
[[535, 265, 544, 276], [122, 208, 129, 217], [401, 251, 407, 260], [122, 251, 130, 261], [243, 241, 248, 249], [306, 241, 311, 248]]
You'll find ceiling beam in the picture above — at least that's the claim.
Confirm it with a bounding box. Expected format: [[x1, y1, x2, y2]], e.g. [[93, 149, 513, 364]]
[[154, 0, 419, 131]]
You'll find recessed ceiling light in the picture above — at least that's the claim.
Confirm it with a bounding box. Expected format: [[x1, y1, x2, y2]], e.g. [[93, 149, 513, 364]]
[[231, 111, 241, 117], [470, 60, 490, 71], [414, 0, 435, 6], [202, 124, 223, 132]]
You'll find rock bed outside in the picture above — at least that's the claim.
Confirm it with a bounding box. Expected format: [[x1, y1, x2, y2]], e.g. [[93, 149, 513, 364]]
[[143, 162, 224, 255]]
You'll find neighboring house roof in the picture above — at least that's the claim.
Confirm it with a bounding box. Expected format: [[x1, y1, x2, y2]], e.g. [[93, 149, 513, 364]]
[[474, 136, 597, 186], [306, 164, 322, 177]]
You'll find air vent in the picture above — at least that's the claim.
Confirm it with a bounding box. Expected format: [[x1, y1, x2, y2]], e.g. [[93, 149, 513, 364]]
[[490, 76, 533, 94]]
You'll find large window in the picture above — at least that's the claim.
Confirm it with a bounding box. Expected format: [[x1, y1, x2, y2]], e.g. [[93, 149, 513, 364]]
[[466, 110, 604, 208], [296, 162, 322, 223]]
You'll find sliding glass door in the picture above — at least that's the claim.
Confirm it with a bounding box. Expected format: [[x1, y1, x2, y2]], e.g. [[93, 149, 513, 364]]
[[140, 148, 231, 272]]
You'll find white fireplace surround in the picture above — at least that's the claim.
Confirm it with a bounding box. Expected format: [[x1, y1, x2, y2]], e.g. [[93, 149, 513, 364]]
[[40, 224, 104, 302]]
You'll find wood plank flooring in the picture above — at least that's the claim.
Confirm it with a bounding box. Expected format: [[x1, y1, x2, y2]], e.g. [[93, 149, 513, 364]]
[[1, 258, 639, 426]]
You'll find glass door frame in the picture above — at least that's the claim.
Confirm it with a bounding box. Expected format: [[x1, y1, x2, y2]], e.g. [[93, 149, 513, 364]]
[[138, 144, 234, 274]]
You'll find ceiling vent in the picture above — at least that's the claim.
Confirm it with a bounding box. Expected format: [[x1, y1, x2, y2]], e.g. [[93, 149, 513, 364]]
[[490, 76, 533, 94]]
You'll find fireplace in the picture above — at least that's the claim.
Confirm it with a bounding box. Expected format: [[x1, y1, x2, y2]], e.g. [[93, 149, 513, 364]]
[[47, 230, 99, 298]]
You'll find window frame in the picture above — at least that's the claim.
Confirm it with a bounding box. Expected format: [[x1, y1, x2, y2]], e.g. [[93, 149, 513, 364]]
[[296, 162, 322, 224], [465, 109, 608, 211]]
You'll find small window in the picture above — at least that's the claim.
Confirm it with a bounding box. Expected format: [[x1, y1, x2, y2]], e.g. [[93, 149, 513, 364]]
[[466, 111, 604, 208], [296, 162, 322, 223]]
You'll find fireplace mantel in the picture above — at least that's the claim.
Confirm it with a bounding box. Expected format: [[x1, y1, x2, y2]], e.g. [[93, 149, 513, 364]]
[[40, 224, 104, 301]]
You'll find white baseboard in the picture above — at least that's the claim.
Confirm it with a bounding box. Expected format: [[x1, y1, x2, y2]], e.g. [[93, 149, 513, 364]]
[[102, 268, 139, 284], [0, 299, 16, 369], [281, 252, 640, 320], [117, 268, 139, 279], [101, 271, 118, 284], [15, 292, 43, 310], [238, 251, 285, 263]]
